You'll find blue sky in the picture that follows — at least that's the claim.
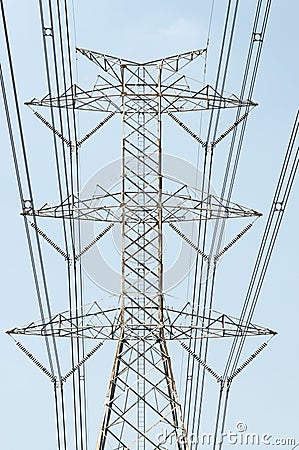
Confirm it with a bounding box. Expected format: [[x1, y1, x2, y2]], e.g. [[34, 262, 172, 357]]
[[1, 1, 298, 449]]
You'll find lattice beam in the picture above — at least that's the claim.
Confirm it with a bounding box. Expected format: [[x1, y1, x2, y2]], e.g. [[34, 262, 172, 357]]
[[7, 304, 276, 341]]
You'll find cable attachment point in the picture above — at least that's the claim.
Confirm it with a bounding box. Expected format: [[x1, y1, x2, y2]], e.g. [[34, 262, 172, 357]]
[[274, 201, 284, 212], [43, 27, 53, 37], [23, 199, 33, 211], [253, 32, 263, 42]]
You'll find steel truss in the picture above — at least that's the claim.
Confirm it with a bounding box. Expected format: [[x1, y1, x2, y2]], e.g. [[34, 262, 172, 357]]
[[10, 49, 274, 450], [7, 302, 276, 341]]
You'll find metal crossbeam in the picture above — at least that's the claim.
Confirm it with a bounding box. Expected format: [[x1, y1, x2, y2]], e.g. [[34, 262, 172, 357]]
[[25, 48, 256, 115], [7, 303, 276, 341], [21, 191, 262, 222]]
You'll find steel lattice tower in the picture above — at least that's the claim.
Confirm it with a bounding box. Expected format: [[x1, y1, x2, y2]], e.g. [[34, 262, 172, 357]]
[[97, 55, 188, 449], [7, 48, 277, 449]]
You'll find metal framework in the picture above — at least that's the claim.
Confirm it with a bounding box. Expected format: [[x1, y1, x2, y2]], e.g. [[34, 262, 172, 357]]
[[8, 48, 275, 449]]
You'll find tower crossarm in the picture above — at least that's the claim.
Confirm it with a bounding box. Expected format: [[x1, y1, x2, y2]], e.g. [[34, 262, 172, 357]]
[[25, 83, 122, 113], [7, 304, 276, 341], [163, 308, 277, 339], [25, 48, 256, 114], [77, 47, 207, 75], [25, 83, 256, 114], [6, 305, 121, 341], [21, 191, 262, 222]]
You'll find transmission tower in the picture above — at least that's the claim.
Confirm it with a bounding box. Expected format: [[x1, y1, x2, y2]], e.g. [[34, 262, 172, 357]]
[[6, 47, 280, 450]]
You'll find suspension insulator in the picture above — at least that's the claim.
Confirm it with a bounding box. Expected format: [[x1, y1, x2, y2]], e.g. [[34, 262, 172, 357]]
[[76, 223, 114, 260], [228, 342, 268, 382], [180, 341, 221, 382], [16, 341, 56, 382], [215, 222, 253, 261], [30, 222, 69, 260], [61, 341, 104, 383]]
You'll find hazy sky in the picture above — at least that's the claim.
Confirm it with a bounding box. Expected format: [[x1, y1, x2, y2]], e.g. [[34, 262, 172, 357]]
[[1, 1, 298, 449]]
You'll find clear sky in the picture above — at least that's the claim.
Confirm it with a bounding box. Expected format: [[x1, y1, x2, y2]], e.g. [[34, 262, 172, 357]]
[[1, 1, 298, 449]]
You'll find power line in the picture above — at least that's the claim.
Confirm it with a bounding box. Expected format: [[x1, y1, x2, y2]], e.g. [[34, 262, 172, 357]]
[[3, 2, 296, 449]]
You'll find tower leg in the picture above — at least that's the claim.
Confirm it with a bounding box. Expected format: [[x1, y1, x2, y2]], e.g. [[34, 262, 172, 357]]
[[96, 327, 189, 449]]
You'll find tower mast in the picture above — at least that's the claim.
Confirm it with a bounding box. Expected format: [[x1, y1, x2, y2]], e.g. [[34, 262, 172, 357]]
[[7, 48, 276, 449]]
